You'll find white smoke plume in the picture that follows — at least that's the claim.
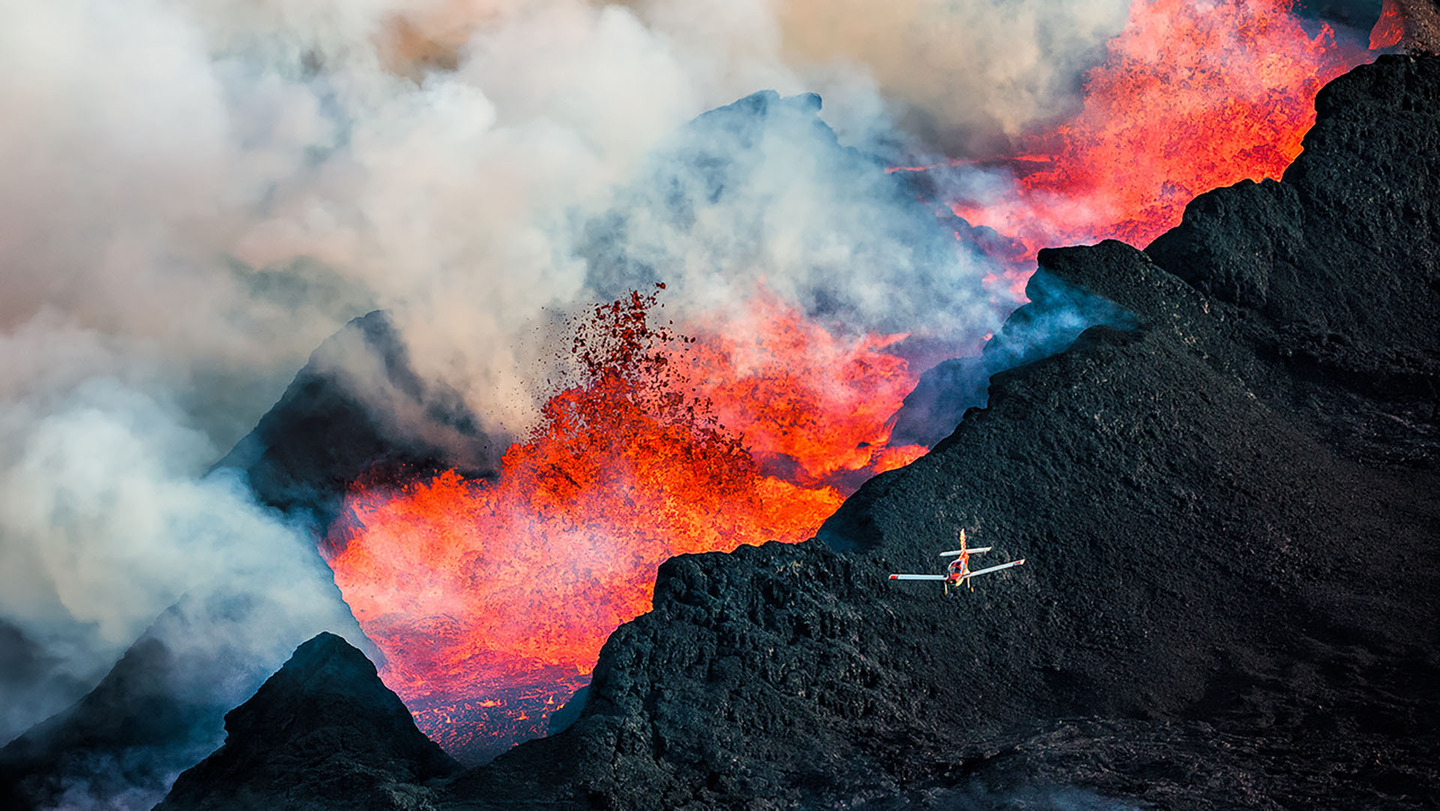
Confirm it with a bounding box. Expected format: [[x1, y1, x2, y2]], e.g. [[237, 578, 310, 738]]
[[0, 0, 1141, 802]]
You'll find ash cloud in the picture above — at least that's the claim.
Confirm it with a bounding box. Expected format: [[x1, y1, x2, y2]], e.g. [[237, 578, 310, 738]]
[[0, 369, 367, 716], [576, 89, 1002, 346], [0, 0, 1142, 464]]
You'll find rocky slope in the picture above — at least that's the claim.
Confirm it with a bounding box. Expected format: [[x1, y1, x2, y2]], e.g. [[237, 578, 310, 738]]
[[157, 633, 459, 811], [0, 633, 220, 811]]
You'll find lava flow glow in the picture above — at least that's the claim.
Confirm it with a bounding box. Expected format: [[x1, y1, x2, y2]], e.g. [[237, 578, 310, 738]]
[[325, 0, 1375, 764], [951, 0, 1368, 269], [326, 286, 922, 761]]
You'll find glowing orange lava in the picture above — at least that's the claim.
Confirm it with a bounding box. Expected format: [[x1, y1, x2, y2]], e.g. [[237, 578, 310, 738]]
[[1371, 0, 1405, 50], [953, 0, 1369, 261], [676, 293, 928, 485], [326, 287, 921, 761]]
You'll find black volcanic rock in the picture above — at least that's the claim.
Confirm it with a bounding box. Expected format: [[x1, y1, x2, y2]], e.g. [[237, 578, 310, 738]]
[[438, 56, 1440, 809], [215, 310, 497, 531], [157, 633, 460, 811], [1146, 55, 1440, 464]]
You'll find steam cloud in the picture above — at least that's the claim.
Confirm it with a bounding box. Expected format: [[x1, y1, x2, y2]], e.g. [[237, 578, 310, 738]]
[[1, 0, 1151, 803]]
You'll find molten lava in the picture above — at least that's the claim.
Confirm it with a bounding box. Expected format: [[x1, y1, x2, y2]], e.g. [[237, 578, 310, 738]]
[[1371, 0, 1405, 50], [676, 293, 928, 485], [952, 0, 1369, 263], [326, 287, 922, 761]]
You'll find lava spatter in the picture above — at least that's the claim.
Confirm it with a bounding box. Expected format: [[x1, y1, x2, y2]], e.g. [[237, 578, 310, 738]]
[[325, 286, 922, 761]]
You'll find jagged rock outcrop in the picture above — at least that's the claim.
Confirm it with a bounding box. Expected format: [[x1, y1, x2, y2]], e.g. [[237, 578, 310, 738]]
[[157, 633, 459, 811], [214, 310, 497, 531], [440, 55, 1440, 809]]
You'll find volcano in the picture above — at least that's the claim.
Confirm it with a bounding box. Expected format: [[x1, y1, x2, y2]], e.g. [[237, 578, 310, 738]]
[[141, 52, 1440, 808], [3, 9, 1439, 811]]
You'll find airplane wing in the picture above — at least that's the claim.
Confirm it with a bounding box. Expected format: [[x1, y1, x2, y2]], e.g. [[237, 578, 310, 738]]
[[940, 547, 992, 556], [960, 559, 1026, 580], [888, 574, 948, 581]]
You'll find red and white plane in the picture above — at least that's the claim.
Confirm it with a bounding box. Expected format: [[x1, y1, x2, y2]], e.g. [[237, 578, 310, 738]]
[[888, 530, 1026, 593]]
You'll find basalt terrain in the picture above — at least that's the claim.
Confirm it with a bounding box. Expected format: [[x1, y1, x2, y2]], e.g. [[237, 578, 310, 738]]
[[6, 54, 1439, 810]]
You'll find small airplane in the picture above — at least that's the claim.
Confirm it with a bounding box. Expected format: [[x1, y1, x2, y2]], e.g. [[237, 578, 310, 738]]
[[888, 530, 1026, 594]]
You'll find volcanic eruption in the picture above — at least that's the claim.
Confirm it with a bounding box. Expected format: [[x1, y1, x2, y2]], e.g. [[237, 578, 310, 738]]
[[3, 0, 1433, 808], [325, 285, 926, 759], [312, 0, 1373, 765]]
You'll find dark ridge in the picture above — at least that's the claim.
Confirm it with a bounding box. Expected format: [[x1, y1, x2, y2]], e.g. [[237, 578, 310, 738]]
[[0, 592, 373, 811], [0, 621, 91, 749], [1146, 54, 1440, 465], [213, 310, 498, 533], [0, 597, 267, 811], [157, 633, 459, 811], [436, 55, 1440, 809], [0, 638, 189, 811]]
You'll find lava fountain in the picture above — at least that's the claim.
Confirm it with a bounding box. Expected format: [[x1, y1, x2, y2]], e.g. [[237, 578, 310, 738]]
[[948, 0, 1368, 277], [326, 286, 923, 761]]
